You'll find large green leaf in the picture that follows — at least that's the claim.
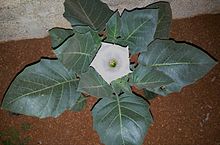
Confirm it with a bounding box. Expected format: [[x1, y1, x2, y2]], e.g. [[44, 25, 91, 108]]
[[92, 92, 153, 145], [143, 89, 158, 100], [1, 59, 80, 118], [111, 75, 132, 95], [105, 9, 158, 54], [73, 25, 93, 34], [77, 67, 113, 98], [72, 26, 102, 45], [48, 27, 74, 49], [63, 0, 114, 31], [71, 94, 87, 112], [146, 1, 172, 39], [105, 12, 121, 44], [129, 65, 173, 95], [139, 39, 217, 95], [54, 31, 101, 74]]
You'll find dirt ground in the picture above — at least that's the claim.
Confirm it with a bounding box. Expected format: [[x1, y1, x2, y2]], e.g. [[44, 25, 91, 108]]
[[0, 14, 220, 145]]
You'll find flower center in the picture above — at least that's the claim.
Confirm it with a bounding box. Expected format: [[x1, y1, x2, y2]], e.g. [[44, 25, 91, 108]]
[[109, 59, 117, 68]]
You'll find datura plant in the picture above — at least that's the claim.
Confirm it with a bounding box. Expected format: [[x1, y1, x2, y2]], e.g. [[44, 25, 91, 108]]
[[1, 0, 217, 145]]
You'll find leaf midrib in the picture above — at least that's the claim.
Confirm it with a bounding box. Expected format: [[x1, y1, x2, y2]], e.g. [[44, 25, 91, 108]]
[[150, 62, 213, 67], [63, 52, 91, 56], [82, 84, 109, 89], [135, 80, 172, 86], [78, 1, 95, 28], [114, 90, 126, 145], [124, 18, 151, 41]]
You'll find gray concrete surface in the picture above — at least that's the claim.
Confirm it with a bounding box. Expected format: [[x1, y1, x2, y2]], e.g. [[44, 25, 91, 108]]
[[0, 0, 220, 41]]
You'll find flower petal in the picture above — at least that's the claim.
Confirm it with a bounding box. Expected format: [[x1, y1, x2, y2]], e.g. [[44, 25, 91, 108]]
[[90, 42, 132, 84]]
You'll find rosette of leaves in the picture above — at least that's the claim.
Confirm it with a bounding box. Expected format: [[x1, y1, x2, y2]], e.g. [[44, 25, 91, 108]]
[[1, 0, 217, 145]]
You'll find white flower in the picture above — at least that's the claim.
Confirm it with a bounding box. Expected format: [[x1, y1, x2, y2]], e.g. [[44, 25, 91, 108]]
[[90, 42, 132, 84]]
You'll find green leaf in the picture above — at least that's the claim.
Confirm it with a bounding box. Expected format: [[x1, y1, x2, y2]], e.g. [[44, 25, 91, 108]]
[[143, 89, 158, 100], [63, 0, 114, 31], [146, 1, 172, 39], [71, 94, 87, 112], [73, 26, 92, 34], [92, 93, 153, 145], [72, 26, 102, 46], [129, 65, 174, 95], [77, 67, 113, 98], [55, 31, 101, 74], [48, 28, 74, 49], [139, 39, 217, 95], [78, 68, 133, 99], [105, 9, 158, 54], [105, 12, 121, 43], [1, 59, 80, 118], [111, 75, 132, 95]]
